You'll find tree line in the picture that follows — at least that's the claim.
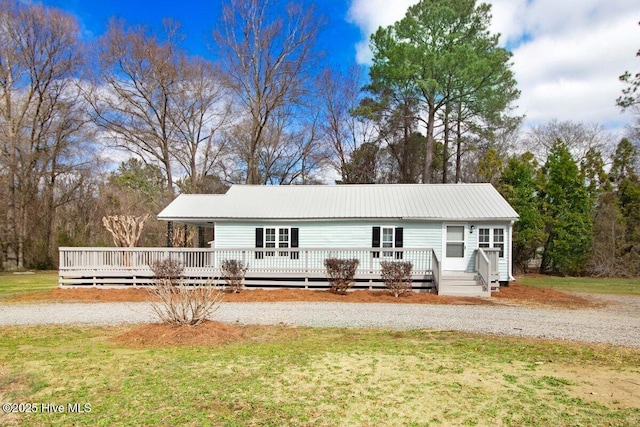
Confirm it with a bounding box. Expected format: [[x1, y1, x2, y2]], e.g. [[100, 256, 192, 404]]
[[0, 0, 638, 277]]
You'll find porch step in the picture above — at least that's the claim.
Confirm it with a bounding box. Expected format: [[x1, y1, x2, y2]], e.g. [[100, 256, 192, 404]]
[[438, 271, 488, 297]]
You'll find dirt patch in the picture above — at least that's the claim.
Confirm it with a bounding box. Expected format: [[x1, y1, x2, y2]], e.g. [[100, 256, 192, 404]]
[[112, 320, 249, 347], [532, 362, 640, 409], [6, 282, 597, 309]]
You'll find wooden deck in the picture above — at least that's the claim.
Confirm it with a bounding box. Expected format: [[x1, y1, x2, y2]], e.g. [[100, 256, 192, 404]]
[[58, 247, 437, 290], [58, 247, 500, 296]]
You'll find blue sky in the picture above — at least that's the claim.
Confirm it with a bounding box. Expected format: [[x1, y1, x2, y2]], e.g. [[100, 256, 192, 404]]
[[39, 0, 362, 69], [39, 0, 640, 136]]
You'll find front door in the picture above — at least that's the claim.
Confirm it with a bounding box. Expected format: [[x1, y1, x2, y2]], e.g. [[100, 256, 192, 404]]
[[443, 224, 467, 271]]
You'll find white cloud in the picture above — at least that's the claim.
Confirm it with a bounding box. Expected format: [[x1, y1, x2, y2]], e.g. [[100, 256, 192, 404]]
[[347, 0, 421, 63], [346, 0, 640, 132]]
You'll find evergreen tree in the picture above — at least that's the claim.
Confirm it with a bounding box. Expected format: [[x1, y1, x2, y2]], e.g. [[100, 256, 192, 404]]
[[538, 141, 593, 275], [498, 152, 545, 273], [610, 138, 640, 275]]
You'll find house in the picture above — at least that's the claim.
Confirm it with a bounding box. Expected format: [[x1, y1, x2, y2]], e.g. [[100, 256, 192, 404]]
[[153, 183, 519, 296], [58, 183, 517, 296]]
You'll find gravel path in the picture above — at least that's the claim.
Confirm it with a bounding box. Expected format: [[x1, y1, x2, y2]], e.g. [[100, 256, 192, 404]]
[[1, 297, 639, 347]]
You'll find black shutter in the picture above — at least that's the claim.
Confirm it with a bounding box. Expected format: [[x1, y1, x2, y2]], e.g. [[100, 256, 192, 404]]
[[255, 228, 264, 259], [372, 226, 380, 258], [372, 227, 381, 247], [394, 227, 403, 247], [290, 227, 299, 259], [395, 227, 404, 260]]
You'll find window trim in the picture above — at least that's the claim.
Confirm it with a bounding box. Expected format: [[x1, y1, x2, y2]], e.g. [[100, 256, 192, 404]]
[[372, 226, 403, 259], [478, 227, 505, 258], [255, 227, 299, 259]]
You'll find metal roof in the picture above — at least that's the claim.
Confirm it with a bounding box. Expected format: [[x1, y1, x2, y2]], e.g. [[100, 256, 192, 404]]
[[158, 184, 519, 223]]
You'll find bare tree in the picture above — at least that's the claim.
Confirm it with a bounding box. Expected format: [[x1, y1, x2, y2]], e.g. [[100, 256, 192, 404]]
[[317, 66, 373, 182], [0, 0, 88, 269], [85, 18, 182, 193], [170, 57, 231, 193], [102, 215, 149, 247], [214, 0, 321, 184], [521, 120, 614, 164]]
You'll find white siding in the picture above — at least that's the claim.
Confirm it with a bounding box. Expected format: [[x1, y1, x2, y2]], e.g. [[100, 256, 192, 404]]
[[216, 220, 443, 249], [215, 219, 513, 280]]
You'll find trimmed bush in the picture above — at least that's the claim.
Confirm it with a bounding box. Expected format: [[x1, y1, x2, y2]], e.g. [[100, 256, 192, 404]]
[[148, 258, 223, 326], [220, 259, 248, 293], [380, 261, 413, 297], [150, 258, 184, 284], [324, 258, 359, 294]]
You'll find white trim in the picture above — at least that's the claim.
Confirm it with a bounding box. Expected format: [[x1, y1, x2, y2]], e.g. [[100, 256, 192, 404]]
[[442, 223, 468, 271]]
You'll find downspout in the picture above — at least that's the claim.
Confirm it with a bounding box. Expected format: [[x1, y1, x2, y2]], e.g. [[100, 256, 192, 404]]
[[508, 220, 515, 281]]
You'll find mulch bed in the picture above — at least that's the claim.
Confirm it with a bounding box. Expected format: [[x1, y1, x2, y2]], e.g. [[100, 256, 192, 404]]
[[7, 282, 595, 309]]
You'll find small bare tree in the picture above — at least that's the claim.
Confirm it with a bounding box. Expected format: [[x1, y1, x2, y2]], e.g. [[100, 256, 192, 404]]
[[171, 224, 195, 248], [102, 214, 149, 247], [147, 259, 224, 326], [220, 259, 248, 293], [324, 258, 359, 295], [380, 261, 413, 297]]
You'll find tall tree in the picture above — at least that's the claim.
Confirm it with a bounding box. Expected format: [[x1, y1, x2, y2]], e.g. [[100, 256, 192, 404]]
[[617, 21, 640, 110], [355, 82, 425, 183], [609, 138, 640, 275], [538, 141, 593, 275], [86, 19, 182, 193], [317, 66, 373, 183], [522, 120, 613, 163], [369, 0, 519, 183], [498, 152, 545, 273], [214, 0, 321, 184], [0, 0, 89, 269], [170, 57, 231, 193]]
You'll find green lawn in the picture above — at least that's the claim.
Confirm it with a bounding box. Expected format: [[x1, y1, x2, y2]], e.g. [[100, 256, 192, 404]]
[[517, 275, 640, 295], [0, 325, 638, 427], [0, 272, 58, 298]]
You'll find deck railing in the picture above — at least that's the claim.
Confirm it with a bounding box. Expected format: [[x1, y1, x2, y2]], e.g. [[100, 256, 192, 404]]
[[476, 248, 500, 295], [59, 247, 435, 285]]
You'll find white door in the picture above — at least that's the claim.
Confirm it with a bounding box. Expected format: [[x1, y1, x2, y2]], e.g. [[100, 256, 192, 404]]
[[443, 224, 467, 271]]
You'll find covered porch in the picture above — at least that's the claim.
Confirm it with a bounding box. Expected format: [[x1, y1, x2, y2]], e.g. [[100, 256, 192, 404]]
[[58, 247, 501, 296]]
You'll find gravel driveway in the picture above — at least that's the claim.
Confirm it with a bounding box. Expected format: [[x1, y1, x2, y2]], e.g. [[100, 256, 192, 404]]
[[1, 296, 639, 347]]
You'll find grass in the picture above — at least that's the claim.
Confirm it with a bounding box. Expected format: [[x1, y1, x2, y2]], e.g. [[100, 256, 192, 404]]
[[0, 325, 638, 426], [517, 275, 640, 295], [0, 272, 58, 298]]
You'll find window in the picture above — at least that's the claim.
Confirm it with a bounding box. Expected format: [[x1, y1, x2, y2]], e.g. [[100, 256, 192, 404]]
[[265, 228, 276, 256], [479, 228, 490, 249], [278, 228, 289, 257], [478, 228, 505, 258], [372, 226, 403, 259], [382, 227, 394, 257], [493, 228, 504, 258], [255, 227, 299, 259]]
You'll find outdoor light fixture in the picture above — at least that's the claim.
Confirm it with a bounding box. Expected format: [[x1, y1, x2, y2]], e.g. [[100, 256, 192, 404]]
[[470, 225, 475, 234]]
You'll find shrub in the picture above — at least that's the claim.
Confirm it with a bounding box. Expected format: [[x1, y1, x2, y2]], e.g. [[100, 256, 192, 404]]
[[220, 259, 248, 293], [150, 258, 184, 284], [148, 259, 224, 326], [324, 258, 359, 294], [380, 261, 413, 297]]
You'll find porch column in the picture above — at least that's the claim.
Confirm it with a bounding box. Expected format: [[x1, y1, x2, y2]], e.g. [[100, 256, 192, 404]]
[[198, 226, 205, 248], [167, 221, 173, 248]]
